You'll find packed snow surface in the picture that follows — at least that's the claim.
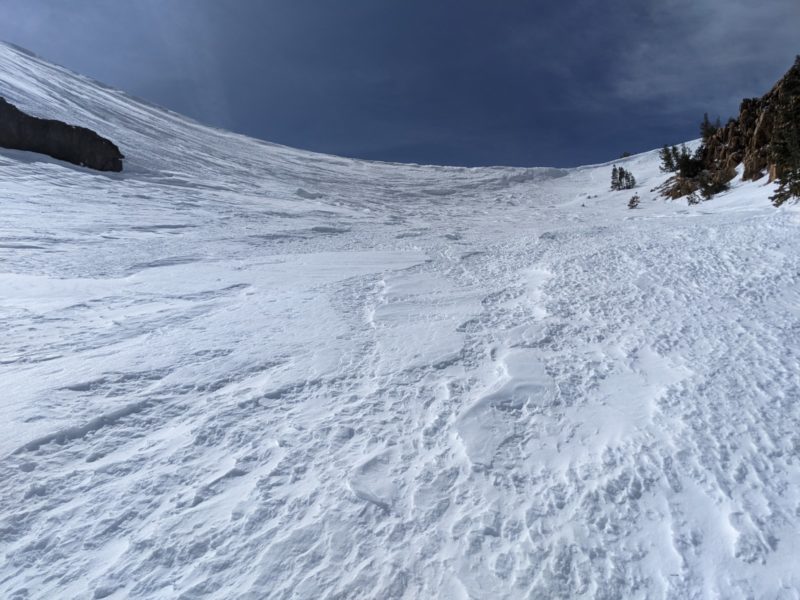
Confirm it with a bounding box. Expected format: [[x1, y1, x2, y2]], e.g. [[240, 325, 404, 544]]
[[1, 43, 800, 599]]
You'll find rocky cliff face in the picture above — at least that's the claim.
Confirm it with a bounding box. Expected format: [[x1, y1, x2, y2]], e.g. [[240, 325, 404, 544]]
[[702, 56, 800, 184], [0, 97, 124, 172]]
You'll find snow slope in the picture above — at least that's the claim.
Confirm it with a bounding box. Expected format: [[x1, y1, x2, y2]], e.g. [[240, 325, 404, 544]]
[[1, 42, 800, 599]]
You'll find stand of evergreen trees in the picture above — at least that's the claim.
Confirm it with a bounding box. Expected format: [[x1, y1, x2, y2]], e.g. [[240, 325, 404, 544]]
[[611, 165, 636, 191], [659, 144, 701, 177]]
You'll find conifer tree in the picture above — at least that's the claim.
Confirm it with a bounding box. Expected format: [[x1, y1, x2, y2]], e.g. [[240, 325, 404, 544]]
[[675, 145, 702, 179], [670, 146, 682, 169], [659, 145, 678, 173], [700, 113, 721, 143]]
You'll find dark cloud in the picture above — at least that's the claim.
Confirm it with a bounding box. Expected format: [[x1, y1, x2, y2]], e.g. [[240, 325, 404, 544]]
[[612, 0, 800, 112], [0, 0, 795, 166]]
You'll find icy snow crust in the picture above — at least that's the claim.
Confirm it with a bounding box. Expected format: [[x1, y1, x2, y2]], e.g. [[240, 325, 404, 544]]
[[1, 43, 800, 599]]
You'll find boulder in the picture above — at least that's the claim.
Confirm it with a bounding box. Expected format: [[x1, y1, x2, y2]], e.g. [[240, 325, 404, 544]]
[[0, 97, 123, 172]]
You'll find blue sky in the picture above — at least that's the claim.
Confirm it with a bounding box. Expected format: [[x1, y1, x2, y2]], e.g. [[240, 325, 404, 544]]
[[1, 0, 797, 166]]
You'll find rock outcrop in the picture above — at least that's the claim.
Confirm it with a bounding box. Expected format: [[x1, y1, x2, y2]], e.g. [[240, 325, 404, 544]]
[[702, 56, 800, 184], [661, 56, 800, 201], [0, 97, 124, 172]]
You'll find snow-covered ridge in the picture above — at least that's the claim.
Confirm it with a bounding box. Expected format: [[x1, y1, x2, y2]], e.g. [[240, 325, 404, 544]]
[[0, 42, 567, 189], [1, 41, 800, 600]]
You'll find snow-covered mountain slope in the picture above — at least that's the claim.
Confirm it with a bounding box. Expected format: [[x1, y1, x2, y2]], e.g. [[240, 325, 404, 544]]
[[1, 42, 800, 600]]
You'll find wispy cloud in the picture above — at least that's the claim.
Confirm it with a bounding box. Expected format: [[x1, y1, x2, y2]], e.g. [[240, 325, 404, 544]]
[[611, 0, 799, 114]]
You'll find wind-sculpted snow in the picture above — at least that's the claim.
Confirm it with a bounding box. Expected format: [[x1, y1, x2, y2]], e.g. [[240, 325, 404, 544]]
[[2, 42, 800, 599]]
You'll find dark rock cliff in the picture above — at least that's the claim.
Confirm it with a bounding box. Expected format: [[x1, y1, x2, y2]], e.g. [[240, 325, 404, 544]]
[[0, 97, 124, 172], [702, 56, 800, 184], [660, 56, 800, 202]]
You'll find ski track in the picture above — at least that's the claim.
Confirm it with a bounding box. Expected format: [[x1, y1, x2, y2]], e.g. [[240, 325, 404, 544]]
[[1, 43, 800, 599]]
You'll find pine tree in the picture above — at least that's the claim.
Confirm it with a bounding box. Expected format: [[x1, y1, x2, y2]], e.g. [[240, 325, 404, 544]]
[[670, 145, 681, 169], [611, 165, 620, 190], [700, 113, 721, 143], [675, 145, 702, 179], [659, 145, 675, 173]]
